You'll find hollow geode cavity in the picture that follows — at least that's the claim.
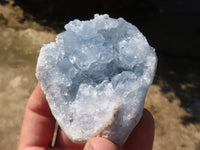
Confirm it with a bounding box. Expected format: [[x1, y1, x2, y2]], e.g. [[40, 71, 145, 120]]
[[36, 14, 157, 145]]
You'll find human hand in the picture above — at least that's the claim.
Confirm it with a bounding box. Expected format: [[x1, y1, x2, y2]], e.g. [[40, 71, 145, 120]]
[[18, 83, 154, 150]]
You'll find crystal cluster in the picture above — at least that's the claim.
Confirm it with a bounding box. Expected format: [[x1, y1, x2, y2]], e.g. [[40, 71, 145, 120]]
[[36, 14, 157, 145]]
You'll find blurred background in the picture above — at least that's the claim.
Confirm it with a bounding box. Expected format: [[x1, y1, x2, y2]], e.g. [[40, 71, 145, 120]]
[[0, 0, 200, 149]]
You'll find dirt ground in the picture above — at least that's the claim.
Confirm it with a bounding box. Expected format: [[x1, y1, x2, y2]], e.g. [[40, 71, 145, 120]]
[[0, 1, 200, 150]]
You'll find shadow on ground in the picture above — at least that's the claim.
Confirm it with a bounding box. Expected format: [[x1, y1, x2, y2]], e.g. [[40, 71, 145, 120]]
[[154, 56, 200, 125], [0, 0, 9, 5]]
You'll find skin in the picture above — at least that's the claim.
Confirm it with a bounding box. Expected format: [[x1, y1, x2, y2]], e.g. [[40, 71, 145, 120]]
[[18, 83, 155, 150]]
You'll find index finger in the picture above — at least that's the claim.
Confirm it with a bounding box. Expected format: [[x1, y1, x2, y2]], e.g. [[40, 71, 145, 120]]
[[18, 83, 56, 150]]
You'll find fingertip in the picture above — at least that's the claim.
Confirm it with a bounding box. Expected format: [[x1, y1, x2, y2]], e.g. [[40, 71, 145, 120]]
[[84, 137, 118, 150], [123, 109, 155, 150], [143, 109, 155, 129], [143, 109, 155, 138]]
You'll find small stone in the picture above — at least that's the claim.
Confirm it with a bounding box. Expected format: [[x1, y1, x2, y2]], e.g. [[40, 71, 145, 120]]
[[36, 14, 157, 145]]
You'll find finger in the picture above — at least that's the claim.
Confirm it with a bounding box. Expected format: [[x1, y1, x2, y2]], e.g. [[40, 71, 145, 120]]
[[18, 83, 56, 150], [84, 137, 118, 150], [55, 127, 84, 149], [122, 109, 155, 150]]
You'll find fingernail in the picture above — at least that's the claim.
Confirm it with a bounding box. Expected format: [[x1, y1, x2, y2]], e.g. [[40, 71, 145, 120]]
[[84, 137, 118, 150]]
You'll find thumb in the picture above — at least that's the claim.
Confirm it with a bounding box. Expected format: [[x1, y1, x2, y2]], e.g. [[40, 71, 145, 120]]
[[84, 137, 118, 150]]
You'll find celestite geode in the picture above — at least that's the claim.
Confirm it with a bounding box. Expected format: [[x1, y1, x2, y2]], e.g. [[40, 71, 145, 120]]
[[36, 14, 157, 145]]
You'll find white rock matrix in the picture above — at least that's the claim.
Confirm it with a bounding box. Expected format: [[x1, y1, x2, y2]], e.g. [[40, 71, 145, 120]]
[[36, 14, 157, 145]]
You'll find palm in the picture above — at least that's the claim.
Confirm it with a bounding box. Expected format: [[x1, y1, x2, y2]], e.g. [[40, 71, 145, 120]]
[[18, 83, 154, 150]]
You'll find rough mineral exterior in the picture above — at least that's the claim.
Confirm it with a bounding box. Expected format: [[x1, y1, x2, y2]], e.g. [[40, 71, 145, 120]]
[[36, 14, 157, 145]]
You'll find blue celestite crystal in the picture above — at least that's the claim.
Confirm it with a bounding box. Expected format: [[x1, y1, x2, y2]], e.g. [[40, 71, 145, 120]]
[[36, 14, 157, 145]]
